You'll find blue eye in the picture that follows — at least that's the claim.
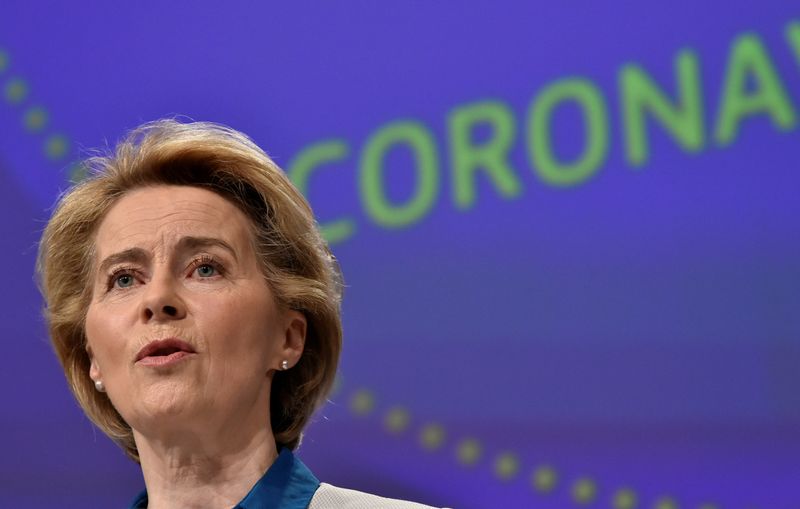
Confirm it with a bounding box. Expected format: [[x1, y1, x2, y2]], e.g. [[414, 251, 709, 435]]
[[196, 264, 217, 277], [115, 274, 135, 288]]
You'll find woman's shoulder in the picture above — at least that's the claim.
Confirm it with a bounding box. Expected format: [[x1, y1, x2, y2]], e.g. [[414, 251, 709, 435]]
[[308, 482, 451, 509]]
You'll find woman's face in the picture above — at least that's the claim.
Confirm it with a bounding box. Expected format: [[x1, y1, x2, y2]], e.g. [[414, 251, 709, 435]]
[[85, 185, 305, 438]]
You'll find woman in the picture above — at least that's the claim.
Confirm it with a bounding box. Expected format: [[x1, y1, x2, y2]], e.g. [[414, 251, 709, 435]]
[[37, 120, 444, 509]]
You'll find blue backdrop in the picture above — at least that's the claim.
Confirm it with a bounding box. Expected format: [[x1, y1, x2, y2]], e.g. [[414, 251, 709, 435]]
[[1, 2, 798, 508]]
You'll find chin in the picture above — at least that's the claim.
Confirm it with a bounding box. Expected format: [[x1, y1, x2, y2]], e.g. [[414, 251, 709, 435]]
[[127, 379, 200, 423]]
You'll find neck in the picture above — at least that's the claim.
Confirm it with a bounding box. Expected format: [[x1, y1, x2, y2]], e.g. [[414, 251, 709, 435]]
[[134, 423, 278, 509]]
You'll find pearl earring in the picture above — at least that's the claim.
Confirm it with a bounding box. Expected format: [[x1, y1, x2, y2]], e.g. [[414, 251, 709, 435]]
[[281, 360, 289, 370], [94, 380, 106, 392]]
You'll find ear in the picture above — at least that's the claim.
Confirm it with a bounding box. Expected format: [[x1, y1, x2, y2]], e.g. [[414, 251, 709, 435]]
[[278, 309, 307, 370], [87, 344, 102, 382]]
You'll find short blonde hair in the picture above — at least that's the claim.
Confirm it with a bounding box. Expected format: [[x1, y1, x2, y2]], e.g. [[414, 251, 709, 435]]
[[37, 119, 343, 461]]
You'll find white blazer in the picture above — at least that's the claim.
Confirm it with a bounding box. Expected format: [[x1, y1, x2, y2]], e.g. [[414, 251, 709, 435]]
[[309, 483, 451, 509]]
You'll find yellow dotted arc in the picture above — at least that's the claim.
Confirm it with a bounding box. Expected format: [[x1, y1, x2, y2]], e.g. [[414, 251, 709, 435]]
[[341, 384, 702, 508], [0, 47, 73, 169]]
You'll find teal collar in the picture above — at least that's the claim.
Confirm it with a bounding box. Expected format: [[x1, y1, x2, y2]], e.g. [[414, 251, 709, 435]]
[[128, 448, 320, 509]]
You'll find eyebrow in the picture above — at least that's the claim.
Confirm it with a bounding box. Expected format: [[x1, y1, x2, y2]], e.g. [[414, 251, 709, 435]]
[[97, 247, 149, 276], [96, 236, 238, 276], [175, 236, 238, 262]]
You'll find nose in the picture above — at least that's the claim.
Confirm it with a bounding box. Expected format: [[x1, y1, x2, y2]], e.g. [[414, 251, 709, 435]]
[[140, 274, 187, 322]]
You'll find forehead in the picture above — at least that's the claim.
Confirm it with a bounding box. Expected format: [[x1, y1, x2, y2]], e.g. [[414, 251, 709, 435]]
[[94, 185, 253, 257]]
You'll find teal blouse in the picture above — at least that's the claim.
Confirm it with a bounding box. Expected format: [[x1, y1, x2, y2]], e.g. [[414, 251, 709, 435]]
[[128, 448, 321, 509]]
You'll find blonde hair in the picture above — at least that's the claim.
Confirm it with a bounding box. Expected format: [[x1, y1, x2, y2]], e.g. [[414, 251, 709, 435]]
[[36, 119, 343, 461]]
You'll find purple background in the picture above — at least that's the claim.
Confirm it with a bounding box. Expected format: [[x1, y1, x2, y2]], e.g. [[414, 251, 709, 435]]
[[1, 2, 799, 508]]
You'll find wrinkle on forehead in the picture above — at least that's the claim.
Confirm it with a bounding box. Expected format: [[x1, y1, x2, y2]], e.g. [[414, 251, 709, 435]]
[[93, 186, 254, 263]]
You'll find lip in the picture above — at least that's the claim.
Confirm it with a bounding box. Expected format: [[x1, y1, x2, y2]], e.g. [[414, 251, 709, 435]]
[[135, 338, 197, 367]]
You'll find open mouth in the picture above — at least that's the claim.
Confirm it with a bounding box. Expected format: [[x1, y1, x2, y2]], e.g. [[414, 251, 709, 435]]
[[136, 338, 196, 364], [150, 345, 183, 356]]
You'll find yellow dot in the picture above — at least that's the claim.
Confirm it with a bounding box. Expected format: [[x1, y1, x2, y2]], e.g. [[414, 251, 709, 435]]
[[0, 50, 8, 72], [698, 504, 718, 509], [571, 478, 597, 504], [612, 488, 638, 509], [654, 497, 678, 509], [384, 406, 410, 434], [419, 423, 445, 450], [531, 465, 558, 493], [24, 106, 48, 132], [45, 134, 70, 160], [5, 77, 28, 103], [349, 389, 375, 415], [455, 438, 482, 466], [330, 375, 343, 397], [68, 163, 88, 184], [493, 452, 519, 480]]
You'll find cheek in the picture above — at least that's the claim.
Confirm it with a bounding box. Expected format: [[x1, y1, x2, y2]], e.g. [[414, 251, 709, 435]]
[[198, 293, 279, 368], [85, 304, 128, 367]]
